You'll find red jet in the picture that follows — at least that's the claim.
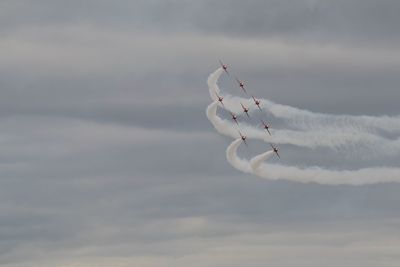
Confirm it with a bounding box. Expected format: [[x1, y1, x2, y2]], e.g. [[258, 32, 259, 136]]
[[270, 144, 280, 159], [260, 119, 271, 136], [215, 92, 224, 107], [241, 103, 250, 118], [230, 112, 239, 125], [238, 131, 248, 146], [252, 96, 262, 110], [219, 60, 229, 75], [235, 77, 247, 94]]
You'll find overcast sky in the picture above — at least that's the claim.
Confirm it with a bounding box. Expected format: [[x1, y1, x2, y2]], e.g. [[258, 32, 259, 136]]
[[0, 1, 400, 266]]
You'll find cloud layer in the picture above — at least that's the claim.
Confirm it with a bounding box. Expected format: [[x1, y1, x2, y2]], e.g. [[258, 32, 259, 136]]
[[0, 1, 400, 266]]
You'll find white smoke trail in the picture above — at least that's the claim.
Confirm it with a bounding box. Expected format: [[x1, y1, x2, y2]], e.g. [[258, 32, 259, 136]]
[[264, 99, 400, 135], [249, 150, 400, 185], [207, 100, 400, 157], [226, 138, 252, 174], [223, 139, 400, 185], [207, 68, 224, 102]]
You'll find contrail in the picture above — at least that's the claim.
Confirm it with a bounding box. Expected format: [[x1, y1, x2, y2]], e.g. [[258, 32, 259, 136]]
[[222, 131, 400, 186], [206, 67, 400, 185], [226, 138, 253, 174], [250, 149, 400, 185], [224, 139, 400, 185], [207, 100, 400, 157]]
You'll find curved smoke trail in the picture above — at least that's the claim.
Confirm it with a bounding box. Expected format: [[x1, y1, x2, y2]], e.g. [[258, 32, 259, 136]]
[[224, 138, 400, 185], [226, 138, 252, 174], [207, 100, 400, 156], [250, 150, 400, 185], [207, 67, 400, 185]]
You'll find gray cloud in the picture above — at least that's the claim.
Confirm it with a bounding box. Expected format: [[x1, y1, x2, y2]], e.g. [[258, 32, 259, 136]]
[[3, 0, 400, 43], [0, 0, 399, 266]]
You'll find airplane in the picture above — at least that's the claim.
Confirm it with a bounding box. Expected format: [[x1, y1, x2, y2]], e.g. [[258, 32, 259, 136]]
[[215, 92, 224, 107], [230, 112, 239, 125], [260, 119, 272, 135], [241, 103, 250, 118], [270, 143, 280, 159], [235, 77, 247, 94], [219, 60, 229, 75], [238, 131, 248, 146], [252, 96, 262, 110]]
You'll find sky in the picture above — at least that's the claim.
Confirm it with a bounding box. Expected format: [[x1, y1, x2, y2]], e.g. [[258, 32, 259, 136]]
[[0, 0, 400, 266]]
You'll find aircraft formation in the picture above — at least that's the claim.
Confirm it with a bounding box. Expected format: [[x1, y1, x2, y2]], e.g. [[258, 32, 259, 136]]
[[208, 61, 400, 185], [216, 60, 280, 159]]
